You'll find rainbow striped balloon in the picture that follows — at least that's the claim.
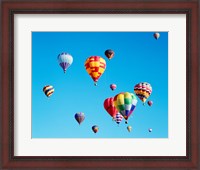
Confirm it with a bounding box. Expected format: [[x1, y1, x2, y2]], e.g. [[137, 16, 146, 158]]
[[43, 85, 54, 97], [113, 92, 137, 121], [84, 56, 106, 85]]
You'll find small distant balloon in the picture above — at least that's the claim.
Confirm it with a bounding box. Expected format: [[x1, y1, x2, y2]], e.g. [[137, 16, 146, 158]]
[[113, 112, 123, 125], [153, 33, 160, 40], [148, 128, 152, 132], [110, 84, 117, 91], [92, 125, 99, 133], [105, 49, 115, 60], [127, 126, 132, 132], [43, 85, 54, 97], [148, 100, 153, 106], [74, 112, 85, 125], [57, 52, 73, 73]]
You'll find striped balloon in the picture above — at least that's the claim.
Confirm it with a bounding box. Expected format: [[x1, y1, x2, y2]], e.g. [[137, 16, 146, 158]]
[[57, 52, 73, 73], [43, 85, 54, 97], [74, 112, 85, 125], [134, 82, 152, 104], [84, 56, 106, 86], [113, 112, 123, 124], [113, 92, 137, 121]]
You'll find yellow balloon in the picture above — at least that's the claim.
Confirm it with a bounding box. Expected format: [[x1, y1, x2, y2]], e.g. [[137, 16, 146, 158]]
[[84, 56, 106, 85]]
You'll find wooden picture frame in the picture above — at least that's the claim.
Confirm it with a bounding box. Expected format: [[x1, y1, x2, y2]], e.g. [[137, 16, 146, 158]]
[[1, 0, 199, 169]]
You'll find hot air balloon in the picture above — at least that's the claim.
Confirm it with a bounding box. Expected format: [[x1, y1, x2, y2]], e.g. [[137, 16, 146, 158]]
[[153, 32, 160, 40], [84, 56, 106, 86], [148, 100, 153, 106], [110, 84, 117, 91], [113, 112, 123, 125], [92, 125, 99, 133], [134, 82, 152, 105], [43, 85, 54, 97], [74, 112, 85, 125], [148, 128, 152, 132], [113, 92, 138, 123], [127, 125, 132, 132], [104, 97, 118, 118], [57, 52, 73, 73], [105, 49, 114, 60]]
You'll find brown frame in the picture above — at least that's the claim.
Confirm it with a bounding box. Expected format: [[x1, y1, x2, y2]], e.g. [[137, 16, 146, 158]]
[[1, 0, 199, 169]]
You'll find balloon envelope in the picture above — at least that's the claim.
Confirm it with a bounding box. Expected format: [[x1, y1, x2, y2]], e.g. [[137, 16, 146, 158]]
[[148, 128, 152, 132], [127, 125, 132, 132], [57, 52, 73, 73], [84, 56, 106, 85], [134, 82, 152, 104], [113, 92, 137, 120], [92, 125, 99, 133], [153, 33, 160, 40], [110, 84, 117, 91], [104, 97, 118, 118], [43, 85, 54, 97], [74, 112, 85, 125], [113, 112, 123, 124], [148, 100, 153, 106], [105, 49, 114, 60]]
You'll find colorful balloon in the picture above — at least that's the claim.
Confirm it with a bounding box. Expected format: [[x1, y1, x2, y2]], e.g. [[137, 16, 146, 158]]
[[74, 112, 85, 125], [57, 52, 73, 73], [148, 100, 153, 106], [105, 49, 115, 60], [104, 97, 118, 118], [113, 92, 137, 122], [110, 84, 117, 91], [127, 125, 132, 132], [113, 112, 123, 124], [92, 125, 99, 133], [43, 85, 54, 97], [153, 32, 160, 40], [134, 82, 152, 104], [84, 56, 106, 85]]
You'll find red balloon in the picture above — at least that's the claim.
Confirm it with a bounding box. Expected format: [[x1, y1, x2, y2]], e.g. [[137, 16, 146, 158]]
[[104, 97, 118, 118]]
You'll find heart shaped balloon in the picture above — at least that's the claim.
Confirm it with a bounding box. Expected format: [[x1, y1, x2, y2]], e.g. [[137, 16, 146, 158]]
[[103, 97, 118, 118]]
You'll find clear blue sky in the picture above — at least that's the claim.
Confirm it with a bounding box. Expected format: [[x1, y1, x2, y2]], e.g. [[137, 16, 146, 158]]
[[32, 32, 168, 138]]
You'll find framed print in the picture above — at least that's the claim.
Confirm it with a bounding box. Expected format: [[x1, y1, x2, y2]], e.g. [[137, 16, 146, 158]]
[[1, 0, 199, 169]]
